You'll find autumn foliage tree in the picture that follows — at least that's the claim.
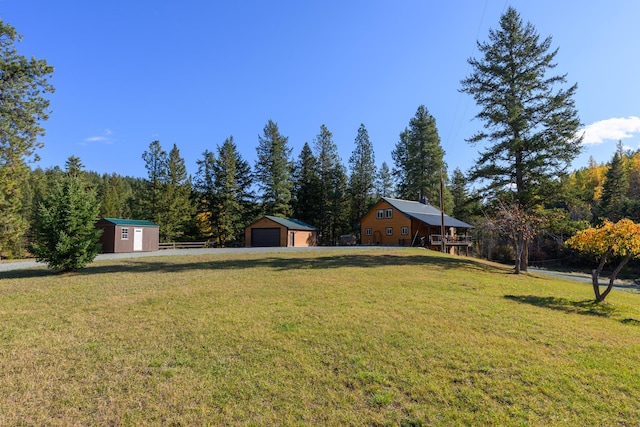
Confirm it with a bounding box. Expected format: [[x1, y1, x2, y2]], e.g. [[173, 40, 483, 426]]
[[566, 219, 640, 302]]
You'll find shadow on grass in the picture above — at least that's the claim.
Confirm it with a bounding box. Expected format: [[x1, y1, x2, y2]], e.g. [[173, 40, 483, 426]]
[[2, 250, 509, 280], [504, 294, 621, 318]]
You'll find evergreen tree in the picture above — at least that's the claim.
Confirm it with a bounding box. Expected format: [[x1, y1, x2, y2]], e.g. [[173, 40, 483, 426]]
[[0, 21, 54, 257], [460, 7, 582, 272], [30, 167, 101, 272], [375, 161, 394, 198], [212, 137, 253, 247], [162, 143, 193, 241], [194, 149, 217, 239], [194, 139, 254, 246], [598, 144, 629, 222], [450, 168, 478, 223], [141, 140, 168, 224], [292, 142, 321, 226], [348, 124, 377, 225], [314, 124, 349, 245], [254, 120, 293, 217], [99, 173, 133, 219], [392, 105, 447, 204], [141, 141, 192, 241]]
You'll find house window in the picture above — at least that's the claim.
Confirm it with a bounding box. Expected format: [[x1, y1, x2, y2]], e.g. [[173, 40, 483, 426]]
[[385, 209, 393, 218], [376, 209, 384, 219], [121, 228, 129, 240], [365, 228, 372, 236], [386, 227, 393, 236], [401, 226, 409, 235]]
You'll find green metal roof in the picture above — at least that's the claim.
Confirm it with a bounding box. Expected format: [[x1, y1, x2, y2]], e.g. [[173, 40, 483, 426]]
[[265, 215, 318, 231], [100, 218, 159, 227]]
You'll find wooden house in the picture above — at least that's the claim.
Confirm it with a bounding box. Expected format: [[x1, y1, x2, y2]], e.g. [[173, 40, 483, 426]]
[[96, 218, 160, 253], [358, 197, 474, 254], [245, 216, 318, 247]]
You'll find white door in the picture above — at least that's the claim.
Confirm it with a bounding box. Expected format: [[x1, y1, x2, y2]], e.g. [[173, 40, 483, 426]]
[[133, 228, 143, 251]]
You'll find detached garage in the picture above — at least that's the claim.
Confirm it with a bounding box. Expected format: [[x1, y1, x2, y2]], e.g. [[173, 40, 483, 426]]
[[96, 218, 159, 253], [245, 216, 318, 247]]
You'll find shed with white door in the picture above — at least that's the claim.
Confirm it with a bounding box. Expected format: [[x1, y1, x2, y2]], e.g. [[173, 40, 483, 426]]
[[95, 218, 160, 253]]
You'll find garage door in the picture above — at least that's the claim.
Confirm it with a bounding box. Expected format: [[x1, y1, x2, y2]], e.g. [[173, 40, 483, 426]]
[[251, 228, 281, 247]]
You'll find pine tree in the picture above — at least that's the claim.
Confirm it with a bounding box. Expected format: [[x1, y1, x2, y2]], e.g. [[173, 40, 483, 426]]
[[0, 21, 54, 257], [255, 120, 293, 217], [314, 124, 349, 245], [460, 7, 582, 272], [212, 137, 253, 247], [348, 124, 377, 225], [141, 141, 192, 242], [194, 150, 217, 239], [375, 162, 394, 198], [598, 144, 629, 222], [99, 173, 133, 219], [162, 144, 193, 241], [141, 140, 168, 224], [392, 105, 447, 203], [292, 142, 321, 226], [450, 168, 478, 223], [30, 166, 101, 272]]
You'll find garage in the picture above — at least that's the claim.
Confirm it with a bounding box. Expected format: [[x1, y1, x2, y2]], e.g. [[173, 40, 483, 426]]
[[245, 216, 318, 247], [251, 228, 281, 247]]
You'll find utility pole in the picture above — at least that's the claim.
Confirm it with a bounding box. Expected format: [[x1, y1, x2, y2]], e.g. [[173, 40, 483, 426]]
[[440, 168, 446, 253]]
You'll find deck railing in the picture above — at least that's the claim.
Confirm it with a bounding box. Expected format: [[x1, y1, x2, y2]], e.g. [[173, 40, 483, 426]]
[[429, 235, 472, 246]]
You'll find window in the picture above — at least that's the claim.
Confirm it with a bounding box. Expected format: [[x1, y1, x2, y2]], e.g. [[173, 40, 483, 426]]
[[385, 209, 393, 218], [121, 228, 129, 240], [401, 226, 409, 235], [365, 228, 372, 236], [376, 209, 384, 219], [386, 227, 393, 236]]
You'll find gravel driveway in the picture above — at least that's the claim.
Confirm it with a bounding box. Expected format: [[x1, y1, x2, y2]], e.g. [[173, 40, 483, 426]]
[[0, 246, 396, 273]]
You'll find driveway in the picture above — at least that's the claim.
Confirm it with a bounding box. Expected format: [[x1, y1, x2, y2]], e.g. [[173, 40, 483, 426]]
[[0, 246, 396, 273]]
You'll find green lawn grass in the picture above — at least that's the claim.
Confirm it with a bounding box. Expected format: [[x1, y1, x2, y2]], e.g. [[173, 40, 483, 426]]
[[1, 248, 639, 426]]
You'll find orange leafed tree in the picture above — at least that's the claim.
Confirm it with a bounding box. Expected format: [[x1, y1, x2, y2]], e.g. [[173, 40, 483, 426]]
[[566, 219, 640, 302]]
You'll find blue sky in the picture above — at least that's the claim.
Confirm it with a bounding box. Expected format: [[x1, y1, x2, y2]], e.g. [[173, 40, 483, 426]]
[[2, 1, 639, 179]]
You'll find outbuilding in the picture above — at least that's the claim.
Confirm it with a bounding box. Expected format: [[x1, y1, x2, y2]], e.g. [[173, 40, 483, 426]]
[[245, 216, 318, 247], [96, 218, 160, 253]]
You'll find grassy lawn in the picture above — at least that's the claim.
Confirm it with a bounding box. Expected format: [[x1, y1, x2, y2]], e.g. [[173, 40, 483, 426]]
[[0, 248, 639, 426]]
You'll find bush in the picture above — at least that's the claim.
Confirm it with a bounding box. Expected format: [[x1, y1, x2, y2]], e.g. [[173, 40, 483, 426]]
[[30, 176, 102, 272]]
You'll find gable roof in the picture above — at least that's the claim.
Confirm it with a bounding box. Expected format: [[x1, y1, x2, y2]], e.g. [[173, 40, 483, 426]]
[[100, 218, 159, 227], [381, 197, 474, 229], [264, 215, 318, 231]]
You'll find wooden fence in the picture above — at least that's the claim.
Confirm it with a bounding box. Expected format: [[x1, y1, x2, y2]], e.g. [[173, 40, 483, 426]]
[[158, 241, 214, 250]]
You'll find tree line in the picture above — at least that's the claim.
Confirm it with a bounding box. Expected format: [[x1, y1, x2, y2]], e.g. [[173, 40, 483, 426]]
[[16, 108, 448, 254]]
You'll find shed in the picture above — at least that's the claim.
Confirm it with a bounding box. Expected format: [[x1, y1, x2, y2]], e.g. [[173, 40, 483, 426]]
[[245, 216, 318, 247], [96, 218, 160, 253]]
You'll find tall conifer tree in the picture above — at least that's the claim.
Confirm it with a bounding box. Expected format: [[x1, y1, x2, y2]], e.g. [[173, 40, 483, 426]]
[[460, 7, 582, 272], [255, 120, 293, 217], [348, 124, 376, 225]]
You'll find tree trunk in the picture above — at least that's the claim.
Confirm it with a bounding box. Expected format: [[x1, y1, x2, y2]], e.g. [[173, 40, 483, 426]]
[[592, 249, 612, 302], [598, 254, 632, 303]]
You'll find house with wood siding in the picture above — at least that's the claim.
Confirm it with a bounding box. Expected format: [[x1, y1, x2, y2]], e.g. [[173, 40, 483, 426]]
[[358, 197, 474, 254]]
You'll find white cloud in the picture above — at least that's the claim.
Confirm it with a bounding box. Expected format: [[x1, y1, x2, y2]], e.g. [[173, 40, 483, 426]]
[[580, 116, 640, 145], [85, 136, 109, 143], [83, 129, 115, 145]]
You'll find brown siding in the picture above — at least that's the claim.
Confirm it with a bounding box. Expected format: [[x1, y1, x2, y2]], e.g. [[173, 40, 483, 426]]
[[289, 230, 317, 247], [245, 217, 318, 247], [245, 217, 288, 247], [358, 200, 412, 245], [96, 220, 159, 253]]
